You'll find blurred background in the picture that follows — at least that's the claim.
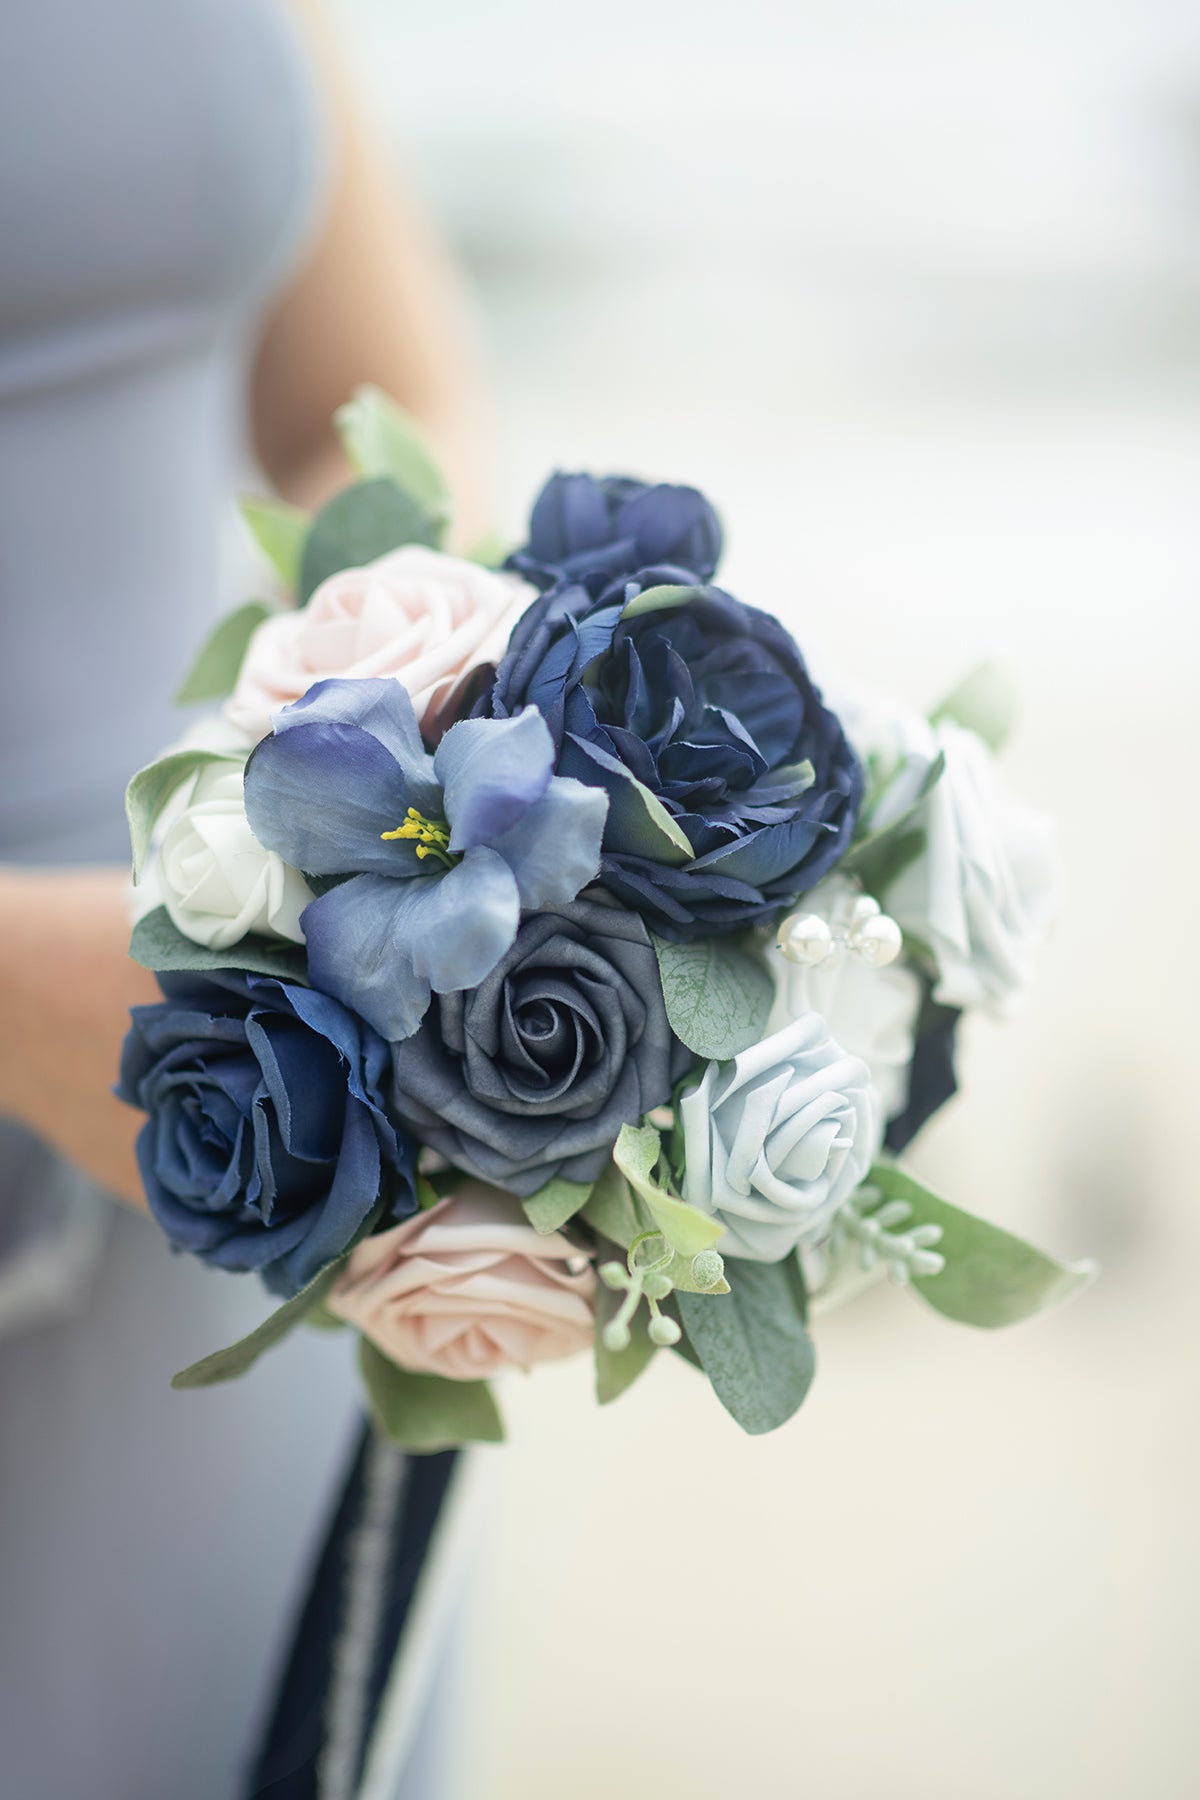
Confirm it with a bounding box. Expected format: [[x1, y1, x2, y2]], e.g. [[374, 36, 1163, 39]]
[[333, 3, 1198, 1794]]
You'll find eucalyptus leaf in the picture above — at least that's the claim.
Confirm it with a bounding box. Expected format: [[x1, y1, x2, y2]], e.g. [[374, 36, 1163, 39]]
[[298, 478, 439, 603], [619, 583, 709, 621], [594, 1283, 657, 1405], [580, 760, 693, 864], [522, 1177, 593, 1235], [126, 747, 242, 882], [173, 600, 276, 706], [358, 1339, 504, 1450], [239, 494, 308, 592], [171, 1259, 345, 1388], [843, 751, 945, 895], [930, 660, 1018, 753], [581, 1162, 641, 1248], [130, 906, 309, 985], [675, 1256, 815, 1435], [334, 386, 451, 534], [466, 530, 510, 569], [651, 933, 773, 1062], [612, 1124, 724, 1257], [868, 1161, 1097, 1328], [582, 1159, 729, 1295]]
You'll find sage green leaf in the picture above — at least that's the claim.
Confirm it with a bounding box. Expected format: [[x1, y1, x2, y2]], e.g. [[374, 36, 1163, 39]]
[[930, 660, 1018, 753], [582, 1162, 641, 1248], [171, 1259, 344, 1388], [334, 386, 451, 534], [619, 583, 707, 621], [126, 747, 242, 882], [582, 1160, 728, 1294], [130, 906, 309, 985], [358, 1339, 504, 1450], [651, 933, 773, 1062], [298, 478, 439, 603], [466, 530, 510, 569], [522, 1177, 593, 1235], [676, 1256, 814, 1435], [173, 600, 276, 706], [613, 1124, 724, 1257], [843, 751, 945, 895], [239, 494, 309, 592], [582, 760, 693, 864], [868, 1161, 1096, 1328], [845, 825, 926, 901], [594, 1283, 657, 1405]]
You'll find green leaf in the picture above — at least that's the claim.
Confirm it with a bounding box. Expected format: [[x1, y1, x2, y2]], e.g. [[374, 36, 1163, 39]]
[[844, 751, 945, 895], [930, 660, 1018, 753], [868, 1161, 1096, 1328], [334, 386, 451, 535], [582, 1162, 642, 1248], [676, 1256, 814, 1434], [130, 906, 309, 985], [173, 600, 276, 705], [594, 1283, 657, 1405], [619, 583, 708, 621], [298, 478, 439, 603], [651, 934, 773, 1063], [358, 1339, 504, 1450], [583, 760, 693, 864], [239, 494, 309, 592], [582, 1159, 728, 1295], [465, 530, 510, 569], [845, 825, 927, 901], [522, 1177, 593, 1235], [612, 1124, 723, 1256], [171, 1259, 344, 1388], [126, 747, 242, 882]]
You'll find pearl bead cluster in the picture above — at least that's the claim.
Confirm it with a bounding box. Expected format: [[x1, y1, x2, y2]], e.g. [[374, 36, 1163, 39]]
[[776, 892, 903, 970]]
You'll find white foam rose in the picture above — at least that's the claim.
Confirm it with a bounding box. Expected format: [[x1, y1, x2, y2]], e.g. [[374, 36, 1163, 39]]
[[328, 1184, 596, 1381], [158, 762, 312, 949], [834, 686, 1060, 1016], [680, 1016, 877, 1263], [225, 545, 537, 740]]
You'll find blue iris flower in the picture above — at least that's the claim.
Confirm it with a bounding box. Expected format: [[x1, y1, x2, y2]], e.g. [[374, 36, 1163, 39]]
[[243, 677, 608, 1043]]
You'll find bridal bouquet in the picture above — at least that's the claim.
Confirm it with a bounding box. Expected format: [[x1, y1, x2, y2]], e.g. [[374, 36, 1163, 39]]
[[119, 389, 1091, 1448]]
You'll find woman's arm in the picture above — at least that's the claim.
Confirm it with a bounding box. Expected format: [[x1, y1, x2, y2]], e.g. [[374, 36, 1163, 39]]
[[0, 7, 488, 1210], [252, 0, 488, 529], [0, 870, 158, 1209]]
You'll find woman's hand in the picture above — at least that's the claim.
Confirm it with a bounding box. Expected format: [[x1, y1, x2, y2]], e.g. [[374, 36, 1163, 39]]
[[0, 868, 160, 1210]]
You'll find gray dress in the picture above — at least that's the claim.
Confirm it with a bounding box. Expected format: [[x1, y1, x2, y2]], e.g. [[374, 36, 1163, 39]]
[[0, 5, 433, 1793]]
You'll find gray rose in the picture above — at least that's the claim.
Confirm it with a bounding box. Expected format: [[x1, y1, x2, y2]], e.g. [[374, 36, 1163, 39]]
[[389, 896, 687, 1195], [680, 1014, 876, 1262]]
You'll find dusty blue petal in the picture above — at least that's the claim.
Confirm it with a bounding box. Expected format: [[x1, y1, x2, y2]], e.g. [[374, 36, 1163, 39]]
[[489, 775, 608, 908], [244, 721, 419, 876], [272, 675, 436, 794], [301, 850, 521, 1042], [435, 709, 554, 853]]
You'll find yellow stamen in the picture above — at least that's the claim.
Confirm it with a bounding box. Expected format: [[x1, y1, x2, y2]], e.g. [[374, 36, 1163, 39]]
[[380, 807, 457, 867]]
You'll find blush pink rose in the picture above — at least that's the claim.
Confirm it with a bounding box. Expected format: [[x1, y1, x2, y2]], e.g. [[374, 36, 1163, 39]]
[[225, 545, 536, 740], [327, 1184, 596, 1381]]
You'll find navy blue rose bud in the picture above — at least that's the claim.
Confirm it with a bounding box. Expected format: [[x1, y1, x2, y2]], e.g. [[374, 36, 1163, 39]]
[[484, 582, 863, 938], [507, 471, 722, 593], [117, 969, 416, 1296]]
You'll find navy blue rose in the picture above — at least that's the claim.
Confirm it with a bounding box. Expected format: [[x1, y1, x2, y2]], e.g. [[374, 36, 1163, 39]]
[[507, 472, 722, 594], [484, 583, 863, 938], [117, 969, 415, 1296]]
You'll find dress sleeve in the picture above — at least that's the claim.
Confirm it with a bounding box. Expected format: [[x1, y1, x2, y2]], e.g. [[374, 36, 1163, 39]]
[[0, 1121, 111, 1339]]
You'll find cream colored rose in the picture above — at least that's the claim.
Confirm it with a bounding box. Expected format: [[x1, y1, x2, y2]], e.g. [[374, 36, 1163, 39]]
[[328, 1184, 596, 1381], [225, 545, 536, 740], [159, 763, 313, 949]]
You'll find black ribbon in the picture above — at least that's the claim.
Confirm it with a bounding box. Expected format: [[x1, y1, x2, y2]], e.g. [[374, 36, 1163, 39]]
[[243, 1422, 458, 1798]]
